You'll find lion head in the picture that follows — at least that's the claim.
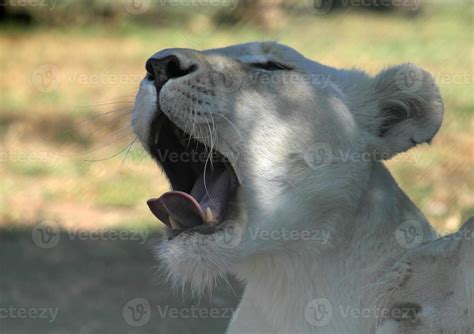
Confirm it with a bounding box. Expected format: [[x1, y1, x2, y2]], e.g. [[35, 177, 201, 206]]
[[131, 42, 443, 294]]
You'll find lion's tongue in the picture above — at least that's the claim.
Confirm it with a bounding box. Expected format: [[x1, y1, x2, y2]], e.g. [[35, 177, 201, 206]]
[[147, 191, 206, 228], [147, 167, 232, 228]]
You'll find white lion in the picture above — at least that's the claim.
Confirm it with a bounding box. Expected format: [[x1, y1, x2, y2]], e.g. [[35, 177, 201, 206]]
[[131, 42, 473, 333]]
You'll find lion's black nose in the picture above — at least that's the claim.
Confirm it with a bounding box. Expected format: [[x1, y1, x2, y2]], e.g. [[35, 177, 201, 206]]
[[145, 55, 196, 90]]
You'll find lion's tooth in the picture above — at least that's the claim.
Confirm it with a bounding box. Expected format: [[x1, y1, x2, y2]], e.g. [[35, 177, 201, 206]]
[[169, 217, 182, 230], [204, 207, 216, 224]]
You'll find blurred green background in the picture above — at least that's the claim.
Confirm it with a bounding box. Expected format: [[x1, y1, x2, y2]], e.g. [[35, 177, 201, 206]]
[[1, 0, 472, 233], [0, 0, 472, 332]]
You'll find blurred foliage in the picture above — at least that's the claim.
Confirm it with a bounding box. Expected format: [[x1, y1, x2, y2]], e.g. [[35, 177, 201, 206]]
[[0, 0, 432, 29], [1, 0, 221, 26]]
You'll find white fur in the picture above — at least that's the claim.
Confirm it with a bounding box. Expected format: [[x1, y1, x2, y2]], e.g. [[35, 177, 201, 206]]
[[132, 42, 473, 333]]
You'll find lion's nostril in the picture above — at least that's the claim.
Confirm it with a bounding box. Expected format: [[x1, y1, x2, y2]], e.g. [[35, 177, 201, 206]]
[[166, 60, 196, 79], [145, 55, 197, 91]]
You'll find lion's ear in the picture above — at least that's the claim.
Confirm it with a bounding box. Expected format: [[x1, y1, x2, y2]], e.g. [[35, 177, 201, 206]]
[[365, 64, 444, 159]]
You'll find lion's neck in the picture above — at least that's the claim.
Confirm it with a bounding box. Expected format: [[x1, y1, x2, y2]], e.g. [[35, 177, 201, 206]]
[[229, 162, 436, 333]]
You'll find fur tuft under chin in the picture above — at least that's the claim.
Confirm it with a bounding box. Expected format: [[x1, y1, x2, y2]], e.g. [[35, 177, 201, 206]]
[[155, 231, 237, 297]]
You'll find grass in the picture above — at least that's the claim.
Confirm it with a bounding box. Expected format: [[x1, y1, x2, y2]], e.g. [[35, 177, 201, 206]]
[[0, 1, 472, 233]]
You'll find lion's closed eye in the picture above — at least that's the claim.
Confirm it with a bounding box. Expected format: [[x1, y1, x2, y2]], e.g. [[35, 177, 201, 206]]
[[249, 60, 292, 71]]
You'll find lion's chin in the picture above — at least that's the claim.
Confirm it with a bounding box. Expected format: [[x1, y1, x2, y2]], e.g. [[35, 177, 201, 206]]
[[155, 228, 239, 296]]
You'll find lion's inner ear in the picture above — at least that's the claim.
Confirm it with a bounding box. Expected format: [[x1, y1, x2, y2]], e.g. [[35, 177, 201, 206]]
[[366, 64, 444, 159]]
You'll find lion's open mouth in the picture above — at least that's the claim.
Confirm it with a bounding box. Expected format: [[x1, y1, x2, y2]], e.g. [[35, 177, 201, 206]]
[[146, 113, 238, 234]]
